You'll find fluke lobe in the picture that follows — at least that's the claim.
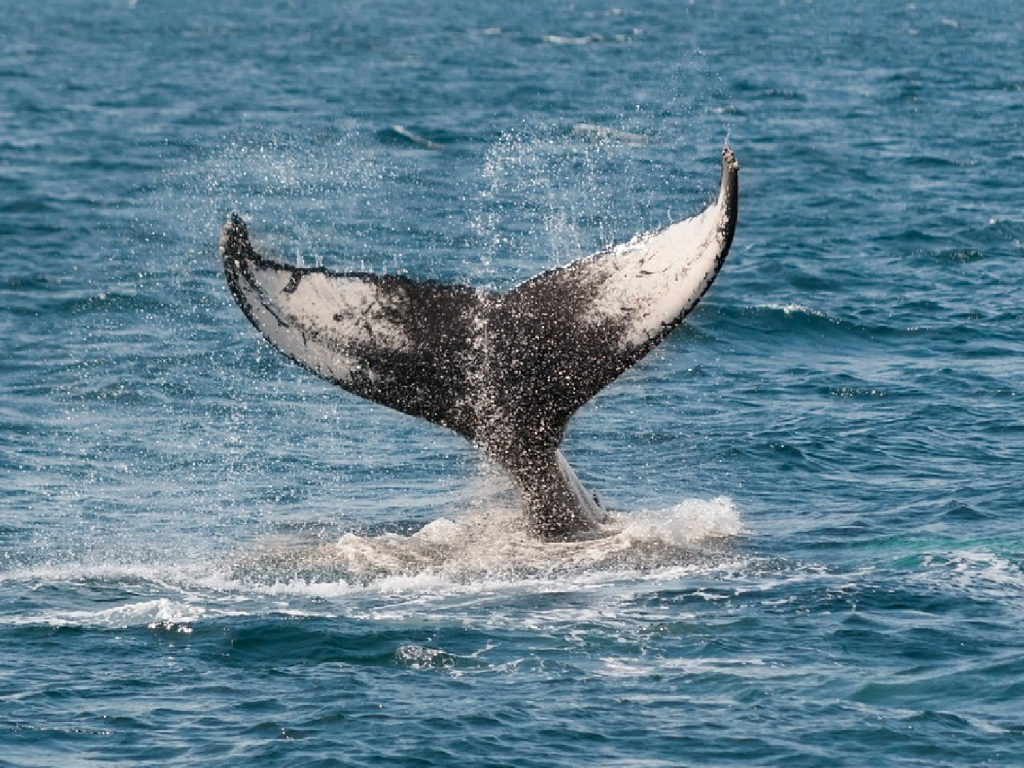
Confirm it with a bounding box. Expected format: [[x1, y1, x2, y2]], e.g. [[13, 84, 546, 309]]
[[221, 148, 739, 540]]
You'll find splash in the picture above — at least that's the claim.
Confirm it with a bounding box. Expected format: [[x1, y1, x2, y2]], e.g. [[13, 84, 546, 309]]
[[232, 497, 742, 589]]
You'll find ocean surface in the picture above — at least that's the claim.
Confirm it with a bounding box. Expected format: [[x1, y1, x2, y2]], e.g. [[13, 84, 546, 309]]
[[2, 0, 1024, 765]]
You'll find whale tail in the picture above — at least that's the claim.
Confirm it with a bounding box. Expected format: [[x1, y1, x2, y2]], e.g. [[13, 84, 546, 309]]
[[221, 148, 739, 540]]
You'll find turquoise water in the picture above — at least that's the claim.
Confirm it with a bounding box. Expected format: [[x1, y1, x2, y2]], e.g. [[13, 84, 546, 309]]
[[3, 1, 1024, 765]]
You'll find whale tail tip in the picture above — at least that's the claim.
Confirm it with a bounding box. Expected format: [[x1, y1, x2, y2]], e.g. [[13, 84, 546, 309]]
[[722, 145, 739, 172], [220, 213, 256, 263]]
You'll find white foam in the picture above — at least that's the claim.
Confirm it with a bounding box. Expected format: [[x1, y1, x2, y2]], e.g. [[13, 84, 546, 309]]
[[231, 497, 743, 592], [914, 550, 1024, 601], [3, 597, 214, 631]]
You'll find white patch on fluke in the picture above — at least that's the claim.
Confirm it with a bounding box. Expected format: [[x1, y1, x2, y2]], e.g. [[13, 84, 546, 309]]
[[575, 170, 735, 349], [236, 264, 410, 384]]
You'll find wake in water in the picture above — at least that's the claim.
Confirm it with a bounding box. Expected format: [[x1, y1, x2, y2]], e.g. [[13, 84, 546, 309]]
[[232, 496, 742, 587]]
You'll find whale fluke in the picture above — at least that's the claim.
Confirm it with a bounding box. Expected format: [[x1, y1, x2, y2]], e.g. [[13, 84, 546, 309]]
[[221, 148, 739, 540]]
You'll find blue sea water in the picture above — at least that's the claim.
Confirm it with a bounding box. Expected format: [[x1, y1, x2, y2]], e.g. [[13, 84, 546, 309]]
[[2, 0, 1024, 765]]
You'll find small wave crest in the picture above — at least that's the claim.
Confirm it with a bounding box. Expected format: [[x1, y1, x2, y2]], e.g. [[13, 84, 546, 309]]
[[0, 596, 219, 631], [232, 497, 742, 589]]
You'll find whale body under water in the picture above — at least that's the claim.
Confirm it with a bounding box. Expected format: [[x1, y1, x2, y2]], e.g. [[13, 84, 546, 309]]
[[220, 148, 739, 541]]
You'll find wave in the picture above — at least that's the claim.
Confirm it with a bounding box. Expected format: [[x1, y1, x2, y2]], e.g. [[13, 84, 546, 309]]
[[375, 125, 442, 150], [712, 302, 882, 341], [541, 34, 605, 46], [12, 597, 213, 632]]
